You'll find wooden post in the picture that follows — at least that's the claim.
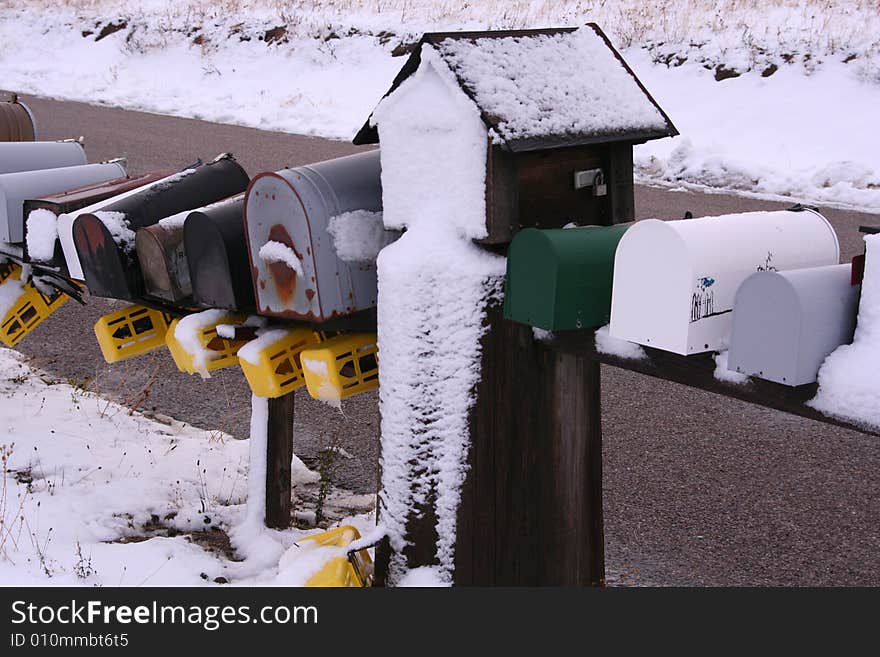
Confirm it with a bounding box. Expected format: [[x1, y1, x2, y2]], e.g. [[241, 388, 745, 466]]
[[454, 310, 605, 585], [264, 391, 295, 529]]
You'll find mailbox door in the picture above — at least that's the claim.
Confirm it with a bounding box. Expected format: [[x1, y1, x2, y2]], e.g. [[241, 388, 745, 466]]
[[184, 197, 254, 311], [245, 150, 382, 322], [136, 224, 191, 303], [0, 99, 36, 142]]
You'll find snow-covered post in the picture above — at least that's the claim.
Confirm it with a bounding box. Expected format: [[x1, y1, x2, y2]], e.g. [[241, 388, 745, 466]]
[[246, 391, 295, 529], [371, 48, 506, 586]]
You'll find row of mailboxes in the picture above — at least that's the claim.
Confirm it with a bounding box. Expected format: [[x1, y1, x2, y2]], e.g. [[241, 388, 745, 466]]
[[71, 155, 250, 301], [505, 207, 851, 386]]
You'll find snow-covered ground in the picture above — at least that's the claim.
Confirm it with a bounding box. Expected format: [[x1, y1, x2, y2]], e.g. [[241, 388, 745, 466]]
[[1, 1, 879, 212], [0, 348, 374, 586]]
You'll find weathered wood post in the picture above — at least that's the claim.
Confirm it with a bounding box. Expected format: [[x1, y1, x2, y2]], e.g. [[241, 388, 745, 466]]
[[264, 392, 295, 528]]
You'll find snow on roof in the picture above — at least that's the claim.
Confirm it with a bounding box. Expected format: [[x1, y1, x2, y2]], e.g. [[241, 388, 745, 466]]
[[355, 24, 677, 152]]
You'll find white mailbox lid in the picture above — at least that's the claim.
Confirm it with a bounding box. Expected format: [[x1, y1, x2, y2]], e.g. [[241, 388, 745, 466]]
[[0, 141, 86, 176], [0, 162, 126, 243], [728, 264, 859, 386], [609, 208, 840, 355]]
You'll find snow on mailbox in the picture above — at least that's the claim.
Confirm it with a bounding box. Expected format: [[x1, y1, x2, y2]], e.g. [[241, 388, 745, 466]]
[[728, 264, 859, 386], [610, 208, 840, 355], [244, 149, 386, 323], [353, 24, 677, 242], [504, 224, 630, 330], [0, 140, 86, 175], [183, 195, 254, 311], [72, 155, 249, 301], [0, 160, 127, 244]]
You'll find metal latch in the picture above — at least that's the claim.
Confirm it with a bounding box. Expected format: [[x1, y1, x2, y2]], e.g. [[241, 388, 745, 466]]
[[573, 168, 607, 196]]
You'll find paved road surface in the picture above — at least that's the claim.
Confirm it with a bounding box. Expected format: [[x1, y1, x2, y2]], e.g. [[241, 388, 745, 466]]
[[8, 93, 880, 586]]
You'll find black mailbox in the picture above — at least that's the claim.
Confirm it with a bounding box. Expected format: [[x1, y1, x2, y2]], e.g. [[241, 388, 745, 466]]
[[183, 195, 255, 312]]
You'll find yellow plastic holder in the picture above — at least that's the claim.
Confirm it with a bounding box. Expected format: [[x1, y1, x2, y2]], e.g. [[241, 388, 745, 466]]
[[300, 333, 379, 404], [0, 261, 21, 285], [239, 327, 322, 399], [94, 305, 176, 364], [165, 313, 248, 375], [303, 525, 373, 587], [0, 276, 68, 348]]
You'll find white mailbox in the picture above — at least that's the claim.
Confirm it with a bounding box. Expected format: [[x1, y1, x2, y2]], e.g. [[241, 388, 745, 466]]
[[609, 208, 840, 354], [0, 140, 87, 176], [0, 161, 127, 243], [728, 264, 859, 386]]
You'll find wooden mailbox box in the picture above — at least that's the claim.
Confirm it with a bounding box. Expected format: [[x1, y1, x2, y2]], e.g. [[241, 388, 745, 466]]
[[728, 264, 859, 386], [354, 24, 677, 242], [244, 150, 383, 322], [0, 140, 86, 175], [609, 208, 840, 355], [183, 195, 254, 311], [135, 195, 243, 305], [72, 155, 249, 301], [504, 224, 630, 330], [0, 161, 127, 243]]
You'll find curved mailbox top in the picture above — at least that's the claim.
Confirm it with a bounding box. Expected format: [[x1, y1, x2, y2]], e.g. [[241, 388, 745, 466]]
[[504, 224, 631, 330], [244, 149, 383, 322], [0, 161, 126, 243], [73, 155, 250, 300], [0, 99, 37, 142], [183, 195, 253, 311], [0, 141, 86, 175], [137, 193, 244, 305], [610, 208, 841, 355], [729, 263, 859, 386]]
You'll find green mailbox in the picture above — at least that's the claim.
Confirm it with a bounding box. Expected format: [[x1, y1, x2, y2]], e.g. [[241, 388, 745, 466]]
[[504, 224, 631, 330]]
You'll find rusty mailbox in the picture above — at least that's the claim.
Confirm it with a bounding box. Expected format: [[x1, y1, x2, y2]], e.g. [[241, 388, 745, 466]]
[[73, 155, 250, 301], [244, 150, 383, 323], [136, 194, 244, 305], [0, 95, 37, 142], [182, 195, 254, 311]]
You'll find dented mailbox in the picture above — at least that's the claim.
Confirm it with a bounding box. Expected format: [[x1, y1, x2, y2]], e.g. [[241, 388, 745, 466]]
[[504, 224, 631, 330], [136, 194, 243, 304], [183, 195, 254, 311], [0, 161, 127, 243], [728, 264, 859, 386], [610, 208, 840, 355], [72, 155, 249, 300], [245, 150, 382, 322], [0, 140, 86, 175]]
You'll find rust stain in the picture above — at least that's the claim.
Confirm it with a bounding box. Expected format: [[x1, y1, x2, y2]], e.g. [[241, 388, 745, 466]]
[[266, 223, 301, 305], [305, 289, 315, 302], [259, 280, 266, 290]]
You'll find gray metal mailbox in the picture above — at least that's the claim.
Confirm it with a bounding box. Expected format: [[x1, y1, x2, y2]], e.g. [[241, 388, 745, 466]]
[[0, 161, 127, 243], [0, 140, 87, 175], [244, 150, 383, 322], [728, 264, 859, 386]]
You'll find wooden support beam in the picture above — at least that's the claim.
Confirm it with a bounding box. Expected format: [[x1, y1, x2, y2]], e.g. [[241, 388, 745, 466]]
[[455, 310, 605, 586], [550, 331, 879, 439], [264, 392, 295, 529]]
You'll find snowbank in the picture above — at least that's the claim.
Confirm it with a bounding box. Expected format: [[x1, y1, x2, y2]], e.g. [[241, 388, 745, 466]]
[[810, 235, 880, 428]]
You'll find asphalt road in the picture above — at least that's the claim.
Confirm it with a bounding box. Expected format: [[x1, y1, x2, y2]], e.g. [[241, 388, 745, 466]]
[[8, 93, 880, 586]]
